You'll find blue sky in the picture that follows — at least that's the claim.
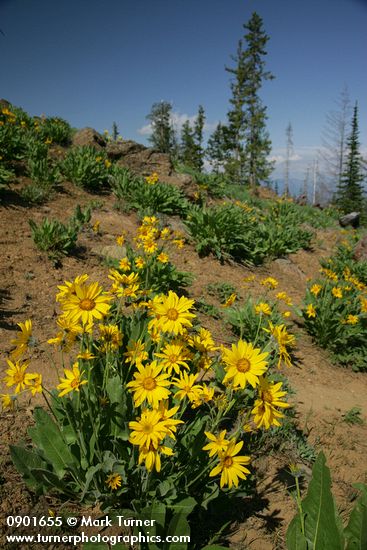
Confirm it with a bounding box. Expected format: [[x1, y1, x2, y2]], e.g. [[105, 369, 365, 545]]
[[1, 0, 366, 191]]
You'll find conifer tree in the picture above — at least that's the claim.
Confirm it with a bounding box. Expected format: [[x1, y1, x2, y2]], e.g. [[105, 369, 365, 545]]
[[335, 103, 365, 214], [225, 12, 274, 187], [180, 120, 197, 167], [193, 105, 205, 170], [206, 122, 230, 173], [146, 101, 177, 155]]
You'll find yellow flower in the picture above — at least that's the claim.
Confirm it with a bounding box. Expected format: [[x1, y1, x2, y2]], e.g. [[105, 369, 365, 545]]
[[203, 430, 229, 457], [95, 156, 102, 163], [104, 159, 112, 168], [116, 234, 125, 246], [105, 473, 122, 490], [155, 342, 190, 376], [332, 287, 343, 299], [92, 220, 100, 233], [222, 293, 237, 308], [172, 372, 202, 402], [149, 291, 195, 335], [191, 384, 215, 408], [124, 340, 148, 366], [345, 314, 359, 325], [61, 281, 112, 326], [99, 324, 123, 352], [1, 393, 16, 410], [145, 172, 159, 185], [135, 256, 145, 269], [360, 297, 367, 313], [263, 322, 295, 368], [276, 292, 293, 305], [221, 340, 268, 389], [143, 239, 158, 254], [77, 350, 96, 360], [305, 304, 316, 318], [173, 238, 185, 249], [209, 440, 251, 488], [10, 319, 33, 359], [260, 277, 278, 289], [243, 275, 255, 284], [57, 363, 87, 397], [127, 361, 171, 407], [3, 359, 32, 394], [255, 302, 271, 316], [310, 284, 322, 296], [160, 227, 171, 240], [138, 443, 173, 472], [47, 316, 84, 351], [118, 257, 130, 271], [25, 373, 43, 396], [129, 409, 174, 449], [189, 328, 218, 353], [283, 311, 291, 318], [56, 274, 89, 303], [251, 377, 290, 429], [45, 137, 52, 145], [157, 252, 169, 264]]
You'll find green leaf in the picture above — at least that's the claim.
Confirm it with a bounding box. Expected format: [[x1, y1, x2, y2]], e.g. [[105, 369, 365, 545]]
[[10, 445, 47, 490], [164, 515, 190, 550], [287, 452, 344, 550], [286, 515, 307, 550], [344, 484, 367, 550], [31, 468, 73, 494], [80, 464, 102, 502], [29, 407, 75, 478]]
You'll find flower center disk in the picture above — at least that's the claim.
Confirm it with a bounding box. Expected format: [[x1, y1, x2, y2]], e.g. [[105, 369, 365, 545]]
[[166, 308, 179, 321], [79, 298, 96, 311], [237, 358, 250, 372]]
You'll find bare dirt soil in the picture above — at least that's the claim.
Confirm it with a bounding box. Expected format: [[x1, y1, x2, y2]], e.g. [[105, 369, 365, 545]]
[[1, 180, 366, 549]]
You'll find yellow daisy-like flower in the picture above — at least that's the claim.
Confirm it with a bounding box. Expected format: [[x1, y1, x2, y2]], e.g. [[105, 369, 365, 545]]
[[57, 363, 87, 397], [263, 322, 295, 369], [99, 324, 123, 352], [260, 277, 278, 289], [155, 342, 190, 376], [160, 227, 170, 240], [129, 408, 173, 449], [209, 440, 251, 489], [10, 320, 33, 360], [92, 220, 101, 234], [47, 315, 84, 352], [243, 275, 255, 284], [283, 311, 291, 318], [157, 252, 169, 264], [221, 340, 268, 389], [135, 256, 145, 269], [124, 340, 148, 366], [172, 372, 202, 402], [191, 384, 215, 408], [275, 292, 292, 305], [360, 297, 367, 313], [189, 328, 218, 353], [127, 361, 171, 408], [61, 281, 112, 326], [221, 293, 237, 308], [104, 159, 112, 169], [119, 257, 131, 271], [345, 314, 359, 325], [173, 238, 185, 249], [203, 430, 229, 457], [310, 284, 322, 296], [56, 274, 89, 304], [255, 302, 272, 316], [25, 373, 43, 396], [305, 304, 316, 318], [1, 393, 16, 410], [149, 291, 195, 335], [143, 239, 158, 254], [105, 473, 122, 490], [138, 442, 173, 472], [332, 287, 343, 299], [3, 359, 32, 394], [116, 234, 125, 246], [77, 350, 96, 360], [251, 377, 290, 429]]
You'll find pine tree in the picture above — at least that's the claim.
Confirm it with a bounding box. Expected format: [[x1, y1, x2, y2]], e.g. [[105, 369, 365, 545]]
[[112, 121, 119, 141], [193, 105, 205, 171], [335, 103, 365, 214], [180, 120, 197, 167], [225, 12, 274, 187], [146, 101, 177, 155], [206, 122, 230, 173]]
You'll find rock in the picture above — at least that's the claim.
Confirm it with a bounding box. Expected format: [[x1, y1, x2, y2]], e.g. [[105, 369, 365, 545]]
[[72, 127, 106, 150], [113, 140, 173, 176], [99, 245, 127, 261], [353, 235, 367, 261], [339, 212, 360, 228], [273, 258, 306, 280]]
